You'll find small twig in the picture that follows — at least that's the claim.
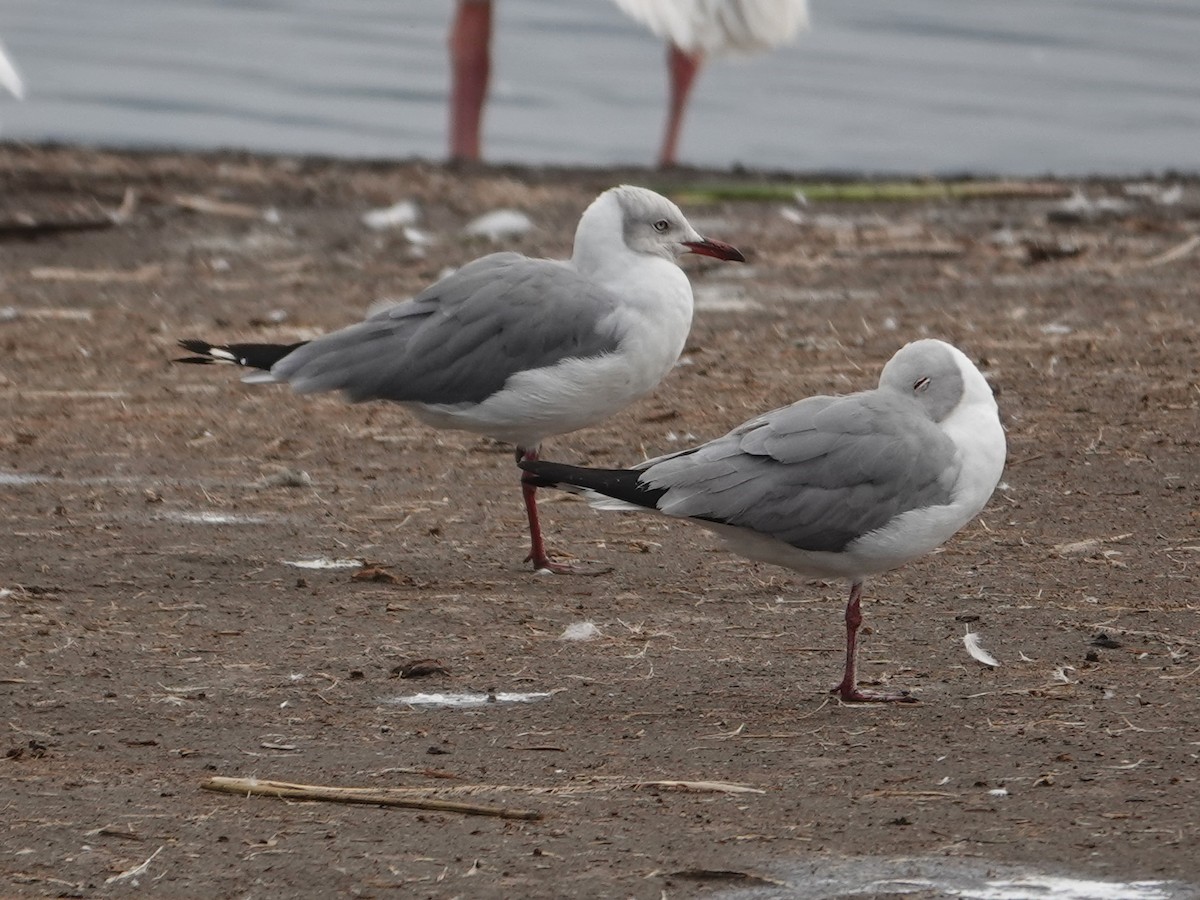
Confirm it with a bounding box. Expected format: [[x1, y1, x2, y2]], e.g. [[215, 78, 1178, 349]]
[[105, 845, 164, 884], [172, 193, 262, 219], [200, 776, 542, 820], [1124, 233, 1200, 271], [1052, 533, 1133, 557], [10, 874, 85, 890], [1082, 625, 1197, 649], [965, 684, 1075, 698], [1161, 663, 1200, 681], [1006, 452, 1044, 467], [29, 263, 162, 284], [863, 789, 959, 800], [636, 780, 765, 795], [86, 825, 142, 841], [701, 723, 747, 740]]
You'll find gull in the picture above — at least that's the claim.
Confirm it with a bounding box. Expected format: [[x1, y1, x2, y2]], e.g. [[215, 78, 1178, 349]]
[[176, 185, 744, 573], [520, 339, 1006, 700]]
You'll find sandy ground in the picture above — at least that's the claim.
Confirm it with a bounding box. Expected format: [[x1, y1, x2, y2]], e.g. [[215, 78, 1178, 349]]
[[1, 145, 1198, 899]]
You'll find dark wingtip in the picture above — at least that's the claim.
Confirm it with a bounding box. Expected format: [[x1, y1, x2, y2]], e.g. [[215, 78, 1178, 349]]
[[171, 338, 305, 371], [519, 459, 665, 511], [518, 458, 561, 489], [174, 338, 219, 364], [177, 338, 213, 354]]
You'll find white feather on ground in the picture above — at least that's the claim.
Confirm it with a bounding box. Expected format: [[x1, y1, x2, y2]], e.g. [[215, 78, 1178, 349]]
[[559, 621, 603, 642], [964, 630, 1001, 668]]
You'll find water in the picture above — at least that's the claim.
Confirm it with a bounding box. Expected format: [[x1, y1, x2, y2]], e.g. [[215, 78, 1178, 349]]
[[2, 0, 1199, 174], [712, 856, 1199, 900]]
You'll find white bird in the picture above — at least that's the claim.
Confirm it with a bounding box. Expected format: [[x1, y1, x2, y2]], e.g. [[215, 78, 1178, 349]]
[[615, 0, 810, 166], [615, 0, 809, 56], [0, 37, 25, 100], [521, 339, 1007, 701], [176, 185, 744, 574], [449, 0, 810, 166]]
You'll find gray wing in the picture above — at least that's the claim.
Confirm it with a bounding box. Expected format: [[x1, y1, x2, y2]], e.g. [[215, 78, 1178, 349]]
[[638, 392, 960, 553], [272, 253, 623, 404]]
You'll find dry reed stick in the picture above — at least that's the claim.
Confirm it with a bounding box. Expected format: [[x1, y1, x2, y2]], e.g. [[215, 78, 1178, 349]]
[[200, 776, 543, 820]]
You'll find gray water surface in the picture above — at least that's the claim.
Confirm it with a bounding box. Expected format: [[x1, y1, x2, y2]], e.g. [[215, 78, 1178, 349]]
[[2, 0, 1198, 174], [712, 856, 1199, 900]]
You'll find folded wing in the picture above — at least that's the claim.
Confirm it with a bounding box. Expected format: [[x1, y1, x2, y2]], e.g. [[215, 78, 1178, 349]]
[[638, 392, 961, 552], [272, 253, 624, 405]]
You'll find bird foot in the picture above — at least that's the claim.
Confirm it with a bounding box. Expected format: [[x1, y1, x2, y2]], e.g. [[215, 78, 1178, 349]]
[[526, 552, 612, 577], [831, 683, 919, 704]]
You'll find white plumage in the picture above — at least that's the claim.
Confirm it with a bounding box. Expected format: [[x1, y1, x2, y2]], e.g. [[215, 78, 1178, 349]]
[[963, 630, 1001, 668], [523, 339, 1007, 702], [449, 0, 811, 165], [0, 38, 24, 100], [177, 185, 744, 574], [613, 0, 809, 56]]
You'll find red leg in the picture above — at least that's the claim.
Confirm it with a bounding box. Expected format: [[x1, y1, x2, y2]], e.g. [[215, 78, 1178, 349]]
[[518, 447, 609, 576], [449, 0, 492, 162], [519, 447, 557, 572], [659, 44, 703, 168], [832, 581, 917, 703]]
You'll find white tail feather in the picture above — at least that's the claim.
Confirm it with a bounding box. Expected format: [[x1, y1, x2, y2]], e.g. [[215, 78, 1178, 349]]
[[585, 493, 646, 512]]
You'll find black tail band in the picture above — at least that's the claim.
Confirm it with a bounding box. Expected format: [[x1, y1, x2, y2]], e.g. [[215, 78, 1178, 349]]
[[518, 459, 666, 511], [174, 339, 308, 371]]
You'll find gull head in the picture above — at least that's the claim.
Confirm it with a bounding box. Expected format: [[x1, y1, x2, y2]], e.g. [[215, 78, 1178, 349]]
[[574, 185, 745, 268], [879, 338, 997, 423]]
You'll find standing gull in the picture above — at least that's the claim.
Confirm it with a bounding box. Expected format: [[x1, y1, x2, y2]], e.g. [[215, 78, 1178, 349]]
[[176, 185, 744, 573], [521, 339, 1006, 700]]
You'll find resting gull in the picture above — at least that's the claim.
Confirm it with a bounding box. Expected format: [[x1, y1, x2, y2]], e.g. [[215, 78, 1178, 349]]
[[521, 339, 1006, 700]]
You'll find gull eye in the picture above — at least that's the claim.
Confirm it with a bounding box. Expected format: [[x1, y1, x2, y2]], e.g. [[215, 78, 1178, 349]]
[[653, 219, 670, 233], [914, 376, 931, 393]]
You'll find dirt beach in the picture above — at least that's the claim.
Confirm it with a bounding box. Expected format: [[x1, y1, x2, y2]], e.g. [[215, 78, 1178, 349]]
[[1, 145, 1198, 898]]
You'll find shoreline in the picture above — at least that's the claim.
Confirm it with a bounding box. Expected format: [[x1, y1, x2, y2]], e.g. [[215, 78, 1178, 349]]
[[4, 140, 1198, 189]]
